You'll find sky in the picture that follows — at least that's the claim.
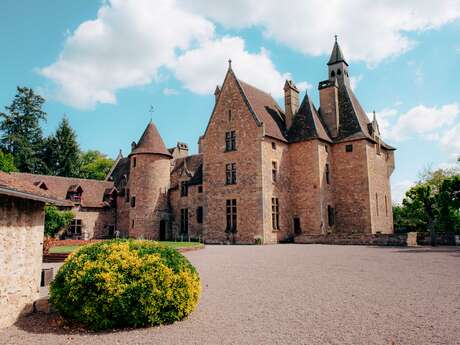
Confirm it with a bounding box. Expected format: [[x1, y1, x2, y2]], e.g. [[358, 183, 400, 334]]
[[0, 0, 459, 203]]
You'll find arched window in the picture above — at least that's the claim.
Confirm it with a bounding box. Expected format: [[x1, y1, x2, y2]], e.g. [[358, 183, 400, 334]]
[[331, 70, 335, 78], [337, 69, 342, 75]]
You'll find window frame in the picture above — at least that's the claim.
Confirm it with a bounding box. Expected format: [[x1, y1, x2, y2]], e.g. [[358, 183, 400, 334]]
[[327, 205, 335, 226], [225, 163, 237, 185], [180, 208, 189, 235], [226, 199, 237, 233], [225, 131, 236, 152], [272, 161, 278, 183], [271, 197, 280, 230], [345, 144, 353, 152], [180, 181, 188, 197], [196, 206, 203, 224]]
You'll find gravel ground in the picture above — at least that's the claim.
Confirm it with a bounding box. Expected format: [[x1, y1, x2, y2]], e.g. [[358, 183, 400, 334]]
[[1, 245, 459, 345]]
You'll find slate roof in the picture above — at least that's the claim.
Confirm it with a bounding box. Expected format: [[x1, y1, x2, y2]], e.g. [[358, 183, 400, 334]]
[[0, 171, 65, 205], [288, 92, 332, 143], [12, 173, 114, 208], [238, 80, 287, 142], [327, 40, 348, 66], [171, 154, 203, 186], [108, 157, 130, 188], [131, 122, 172, 157]]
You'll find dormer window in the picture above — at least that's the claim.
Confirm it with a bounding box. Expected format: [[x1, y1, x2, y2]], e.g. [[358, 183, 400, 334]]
[[34, 181, 48, 190], [66, 185, 83, 204], [337, 69, 342, 75], [331, 71, 335, 78]]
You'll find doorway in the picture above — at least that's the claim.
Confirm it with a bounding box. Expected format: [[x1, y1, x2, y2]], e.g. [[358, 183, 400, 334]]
[[159, 220, 166, 241]]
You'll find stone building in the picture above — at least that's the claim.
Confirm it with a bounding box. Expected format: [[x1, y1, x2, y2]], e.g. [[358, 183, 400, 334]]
[[0, 171, 62, 328], [10, 39, 395, 244], [107, 38, 395, 244]]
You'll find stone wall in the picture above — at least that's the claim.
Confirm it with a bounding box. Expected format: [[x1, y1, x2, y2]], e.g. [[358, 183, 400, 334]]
[[261, 138, 291, 243], [0, 195, 44, 328], [201, 72, 264, 244], [75, 207, 116, 239], [128, 154, 171, 239], [331, 140, 372, 233], [366, 143, 394, 234]]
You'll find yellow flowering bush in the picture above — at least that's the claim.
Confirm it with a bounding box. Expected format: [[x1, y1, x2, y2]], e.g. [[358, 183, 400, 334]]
[[50, 240, 201, 330]]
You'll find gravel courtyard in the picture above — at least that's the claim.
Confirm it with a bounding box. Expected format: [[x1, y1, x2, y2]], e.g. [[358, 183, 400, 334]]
[[1, 245, 459, 345]]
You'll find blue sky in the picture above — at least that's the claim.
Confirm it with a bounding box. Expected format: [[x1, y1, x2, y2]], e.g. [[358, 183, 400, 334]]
[[0, 0, 459, 202]]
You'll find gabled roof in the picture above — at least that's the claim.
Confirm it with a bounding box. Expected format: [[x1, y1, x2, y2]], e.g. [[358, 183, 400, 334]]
[[12, 173, 114, 208], [238, 80, 287, 142], [108, 157, 130, 188], [171, 154, 203, 186], [288, 92, 332, 143], [131, 122, 172, 157], [327, 39, 348, 66], [0, 171, 64, 205]]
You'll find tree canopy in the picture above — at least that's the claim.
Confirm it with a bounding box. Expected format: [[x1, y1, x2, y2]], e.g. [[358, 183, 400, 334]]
[[79, 150, 114, 180], [0, 150, 17, 173]]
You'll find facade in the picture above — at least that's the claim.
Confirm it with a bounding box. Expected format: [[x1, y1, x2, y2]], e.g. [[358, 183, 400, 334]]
[[11, 39, 395, 244], [0, 172, 62, 328]]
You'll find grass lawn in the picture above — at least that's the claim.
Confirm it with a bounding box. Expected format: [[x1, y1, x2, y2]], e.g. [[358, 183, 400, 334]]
[[49, 241, 203, 254]]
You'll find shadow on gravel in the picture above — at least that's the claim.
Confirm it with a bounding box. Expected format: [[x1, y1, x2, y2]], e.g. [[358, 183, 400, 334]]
[[392, 247, 460, 257], [13, 312, 147, 336]]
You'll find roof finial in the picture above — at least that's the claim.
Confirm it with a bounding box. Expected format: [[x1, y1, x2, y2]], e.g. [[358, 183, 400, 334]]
[[228, 59, 232, 69], [334, 34, 338, 43], [373, 110, 377, 122]]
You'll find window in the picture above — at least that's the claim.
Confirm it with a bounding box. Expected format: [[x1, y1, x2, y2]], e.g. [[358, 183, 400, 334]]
[[345, 144, 353, 152], [385, 195, 388, 217], [226, 163, 237, 185], [180, 181, 188, 197], [272, 198, 280, 230], [327, 205, 335, 226], [228, 109, 232, 121], [69, 219, 82, 236], [196, 206, 203, 223], [271, 142, 276, 150], [132, 219, 134, 229], [337, 69, 342, 75], [198, 185, 203, 193], [132, 157, 136, 168], [130, 196, 136, 207], [325, 164, 330, 184], [180, 208, 189, 235], [225, 131, 236, 151], [331, 71, 335, 78], [125, 188, 130, 203], [325, 145, 328, 153], [226, 199, 237, 233], [272, 161, 278, 182], [376, 193, 379, 216], [293, 217, 301, 235]]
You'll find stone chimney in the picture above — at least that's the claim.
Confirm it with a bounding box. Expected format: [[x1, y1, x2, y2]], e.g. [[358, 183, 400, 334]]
[[319, 79, 340, 138], [284, 80, 299, 129]]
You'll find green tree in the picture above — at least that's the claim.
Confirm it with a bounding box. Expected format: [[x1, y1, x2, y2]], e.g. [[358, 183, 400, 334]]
[[0, 150, 17, 172], [44, 116, 81, 177], [44, 205, 74, 237], [79, 150, 114, 180], [0, 87, 47, 173]]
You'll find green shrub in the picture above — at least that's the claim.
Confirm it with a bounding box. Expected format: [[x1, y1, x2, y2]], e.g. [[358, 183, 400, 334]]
[[44, 205, 74, 237], [50, 240, 201, 330]]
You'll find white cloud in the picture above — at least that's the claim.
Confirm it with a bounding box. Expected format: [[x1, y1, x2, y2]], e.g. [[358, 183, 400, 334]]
[[296, 81, 312, 92], [380, 104, 459, 141], [179, 0, 460, 65], [391, 179, 415, 204], [170, 37, 290, 97], [440, 123, 460, 156], [39, 0, 214, 108], [350, 74, 363, 91], [163, 88, 179, 96]]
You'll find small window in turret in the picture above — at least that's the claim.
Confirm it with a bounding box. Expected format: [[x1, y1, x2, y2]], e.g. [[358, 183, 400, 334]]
[[133, 157, 136, 168], [337, 69, 342, 75], [331, 71, 335, 78], [345, 144, 353, 152]]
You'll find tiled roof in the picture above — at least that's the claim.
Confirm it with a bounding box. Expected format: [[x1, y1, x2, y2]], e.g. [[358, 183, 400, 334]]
[[131, 122, 172, 157], [288, 92, 332, 143], [0, 171, 64, 204], [12, 173, 114, 208], [238, 80, 287, 142]]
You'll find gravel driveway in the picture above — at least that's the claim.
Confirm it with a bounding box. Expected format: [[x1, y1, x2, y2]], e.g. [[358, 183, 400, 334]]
[[1, 245, 459, 345]]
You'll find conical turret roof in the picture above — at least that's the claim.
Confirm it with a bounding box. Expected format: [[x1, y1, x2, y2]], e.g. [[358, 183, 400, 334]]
[[130, 121, 172, 157], [327, 38, 348, 66]]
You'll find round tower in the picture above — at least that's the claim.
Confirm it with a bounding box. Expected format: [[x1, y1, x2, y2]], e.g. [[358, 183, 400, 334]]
[[127, 121, 172, 239]]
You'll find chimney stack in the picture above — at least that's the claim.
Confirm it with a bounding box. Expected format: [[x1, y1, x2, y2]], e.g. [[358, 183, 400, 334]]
[[284, 80, 299, 129]]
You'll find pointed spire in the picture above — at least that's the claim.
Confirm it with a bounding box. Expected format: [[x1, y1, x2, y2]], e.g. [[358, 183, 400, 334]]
[[214, 85, 221, 95], [327, 36, 348, 66], [130, 121, 172, 157], [228, 59, 232, 70]]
